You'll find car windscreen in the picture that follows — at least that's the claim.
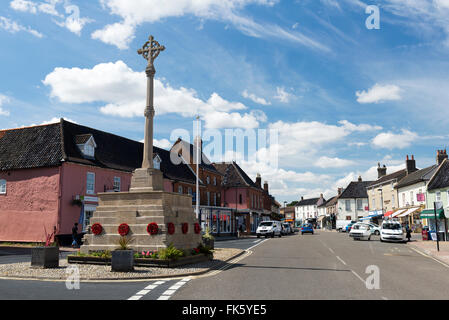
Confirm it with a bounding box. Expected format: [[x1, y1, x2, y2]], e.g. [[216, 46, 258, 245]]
[[383, 223, 401, 230], [260, 222, 273, 226], [352, 224, 367, 230]]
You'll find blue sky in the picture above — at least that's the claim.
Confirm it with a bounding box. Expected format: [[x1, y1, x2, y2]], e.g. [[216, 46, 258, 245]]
[[1, 0, 449, 203]]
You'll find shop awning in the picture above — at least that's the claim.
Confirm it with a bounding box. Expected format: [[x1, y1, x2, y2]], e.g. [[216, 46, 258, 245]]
[[420, 209, 445, 219], [359, 212, 384, 220], [397, 207, 421, 218], [391, 209, 407, 218], [384, 210, 396, 217], [317, 216, 326, 222]]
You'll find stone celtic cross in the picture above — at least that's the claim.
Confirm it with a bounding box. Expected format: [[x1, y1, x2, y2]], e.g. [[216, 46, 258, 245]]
[[137, 35, 165, 170], [137, 35, 165, 71]]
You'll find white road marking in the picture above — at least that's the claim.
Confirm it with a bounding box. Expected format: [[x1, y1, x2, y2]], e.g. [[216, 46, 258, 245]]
[[336, 256, 347, 266], [253, 239, 261, 243], [350, 270, 366, 284], [382, 296, 389, 300], [156, 278, 191, 301], [127, 280, 166, 300], [246, 238, 269, 251]]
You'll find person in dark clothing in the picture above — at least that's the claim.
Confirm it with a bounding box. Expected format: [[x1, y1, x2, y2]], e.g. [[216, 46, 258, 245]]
[[72, 223, 79, 248], [406, 225, 412, 242]]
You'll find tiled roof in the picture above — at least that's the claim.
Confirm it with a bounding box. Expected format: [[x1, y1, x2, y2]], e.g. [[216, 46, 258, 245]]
[[368, 169, 407, 187], [74, 134, 93, 145], [396, 164, 438, 189], [324, 195, 338, 207], [339, 181, 373, 199], [428, 159, 449, 190], [0, 123, 63, 170], [213, 161, 261, 190], [0, 119, 197, 185], [297, 198, 320, 206], [172, 139, 220, 175]]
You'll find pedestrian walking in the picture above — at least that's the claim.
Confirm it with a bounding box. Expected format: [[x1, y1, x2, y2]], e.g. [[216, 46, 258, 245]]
[[72, 223, 79, 248], [406, 225, 412, 242]]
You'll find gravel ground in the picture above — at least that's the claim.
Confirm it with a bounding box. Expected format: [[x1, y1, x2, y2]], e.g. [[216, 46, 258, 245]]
[[0, 248, 243, 280]]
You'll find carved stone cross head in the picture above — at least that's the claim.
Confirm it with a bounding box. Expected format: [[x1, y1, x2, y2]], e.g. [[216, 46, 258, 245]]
[[137, 35, 165, 68]]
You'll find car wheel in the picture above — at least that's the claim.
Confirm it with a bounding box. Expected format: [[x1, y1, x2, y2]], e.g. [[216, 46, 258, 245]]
[[257, 235, 260, 238], [368, 236, 371, 241], [271, 233, 275, 238], [279, 233, 282, 238], [375, 230, 380, 236]]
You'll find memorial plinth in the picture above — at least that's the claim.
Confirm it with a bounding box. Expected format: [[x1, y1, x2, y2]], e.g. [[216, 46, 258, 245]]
[[80, 187, 201, 254]]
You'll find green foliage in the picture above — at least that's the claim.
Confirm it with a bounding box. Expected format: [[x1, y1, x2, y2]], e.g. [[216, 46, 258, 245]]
[[202, 226, 215, 240], [73, 250, 111, 258], [287, 201, 299, 207], [134, 250, 158, 259], [117, 236, 133, 250], [197, 243, 213, 255], [157, 243, 185, 261]]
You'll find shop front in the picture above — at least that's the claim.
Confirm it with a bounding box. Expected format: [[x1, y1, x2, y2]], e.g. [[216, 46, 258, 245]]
[[199, 206, 235, 237], [420, 208, 448, 241]]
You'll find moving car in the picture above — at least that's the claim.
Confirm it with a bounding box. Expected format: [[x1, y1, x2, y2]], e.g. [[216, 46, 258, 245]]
[[282, 223, 293, 235], [380, 220, 405, 242], [256, 221, 282, 238], [301, 223, 314, 235], [349, 223, 372, 241]]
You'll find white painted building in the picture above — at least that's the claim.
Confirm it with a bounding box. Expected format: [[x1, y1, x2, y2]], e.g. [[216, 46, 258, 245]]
[[294, 195, 325, 225]]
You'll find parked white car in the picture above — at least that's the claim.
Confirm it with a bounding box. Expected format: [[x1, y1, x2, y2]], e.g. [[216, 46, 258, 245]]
[[349, 223, 372, 241], [364, 222, 381, 236], [380, 220, 405, 242], [256, 221, 282, 238]]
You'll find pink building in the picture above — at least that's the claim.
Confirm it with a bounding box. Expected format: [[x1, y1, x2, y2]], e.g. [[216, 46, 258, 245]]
[[0, 119, 196, 244]]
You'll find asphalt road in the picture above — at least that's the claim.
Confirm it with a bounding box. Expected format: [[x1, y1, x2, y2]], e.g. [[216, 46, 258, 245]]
[[1, 231, 449, 300]]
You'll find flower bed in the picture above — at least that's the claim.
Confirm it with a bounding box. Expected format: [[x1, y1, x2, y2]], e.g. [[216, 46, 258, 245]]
[[67, 245, 213, 268]]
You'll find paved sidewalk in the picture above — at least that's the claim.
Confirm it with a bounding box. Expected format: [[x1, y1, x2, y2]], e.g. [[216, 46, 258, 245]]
[[408, 240, 449, 266]]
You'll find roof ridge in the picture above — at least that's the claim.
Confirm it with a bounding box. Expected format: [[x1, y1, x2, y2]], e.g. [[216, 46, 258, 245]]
[[0, 121, 60, 132]]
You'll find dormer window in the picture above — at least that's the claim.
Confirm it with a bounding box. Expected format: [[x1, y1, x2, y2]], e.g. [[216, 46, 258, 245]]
[[75, 134, 97, 159], [153, 154, 162, 170]]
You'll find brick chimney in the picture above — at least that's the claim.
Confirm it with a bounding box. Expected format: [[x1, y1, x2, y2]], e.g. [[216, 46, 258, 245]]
[[377, 163, 387, 179], [358, 175, 362, 182], [263, 181, 269, 193], [300, 196, 304, 201], [255, 173, 262, 188], [338, 188, 343, 195], [406, 155, 417, 174], [437, 149, 448, 165]]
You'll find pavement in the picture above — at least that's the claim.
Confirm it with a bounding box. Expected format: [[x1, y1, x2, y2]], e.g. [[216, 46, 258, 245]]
[[407, 239, 449, 266]]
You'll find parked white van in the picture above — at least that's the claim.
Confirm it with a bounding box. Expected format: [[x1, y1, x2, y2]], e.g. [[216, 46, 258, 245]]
[[336, 220, 352, 232], [380, 220, 405, 242], [256, 221, 282, 238]]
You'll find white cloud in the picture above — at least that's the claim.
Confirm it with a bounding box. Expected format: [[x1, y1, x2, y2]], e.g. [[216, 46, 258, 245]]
[[0, 16, 43, 38], [242, 90, 271, 105], [0, 94, 11, 116], [91, 21, 134, 49], [356, 83, 402, 104], [274, 87, 293, 103], [93, 0, 328, 51], [338, 120, 382, 132], [315, 156, 355, 168], [10, 0, 38, 13], [43, 60, 264, 129], [371, 129, 418, 149], [9, 0, 91, 35], [154, 138, 172, 150]]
